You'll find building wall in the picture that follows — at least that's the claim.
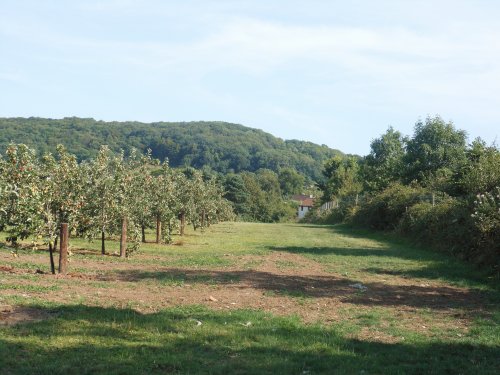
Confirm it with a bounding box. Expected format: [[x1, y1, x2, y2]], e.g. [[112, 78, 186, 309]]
[[297, 205, 311, 219]]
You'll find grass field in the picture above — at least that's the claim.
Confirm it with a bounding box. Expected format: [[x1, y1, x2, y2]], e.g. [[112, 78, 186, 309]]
[[0, 222, 499, 374]]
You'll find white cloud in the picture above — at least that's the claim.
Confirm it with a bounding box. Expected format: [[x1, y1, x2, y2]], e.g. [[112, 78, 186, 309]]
[[1, 1, 499, 152]]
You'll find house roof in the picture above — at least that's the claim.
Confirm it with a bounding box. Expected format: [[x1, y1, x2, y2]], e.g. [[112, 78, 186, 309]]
[[291, 194, 314, 207], [300, 198, 314, 207]]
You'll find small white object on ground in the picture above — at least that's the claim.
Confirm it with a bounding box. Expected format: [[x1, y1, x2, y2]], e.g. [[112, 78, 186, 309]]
[[349, 283, 368, 291]]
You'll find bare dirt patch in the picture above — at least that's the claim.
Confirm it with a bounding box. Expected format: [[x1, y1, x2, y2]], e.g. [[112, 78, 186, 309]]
[[0, 305, 56, 326]]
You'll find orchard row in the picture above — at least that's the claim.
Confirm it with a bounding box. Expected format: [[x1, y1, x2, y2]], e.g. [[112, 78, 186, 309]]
[[0, 144, 234, 273]]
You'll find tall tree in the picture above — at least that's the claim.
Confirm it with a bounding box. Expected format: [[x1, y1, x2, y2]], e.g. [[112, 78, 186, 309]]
[[404, 116, 467, 188], [83, 146, 121, 255], [223, 173, 250, 217], [457, 138, 500, 195], [278, 168, 305, 197], [151, 161, 178, 243], [322, 156, 363, 202], [127, 149, 156, 243], [363, 127, 407, 192], [0, 144, 42, 246]]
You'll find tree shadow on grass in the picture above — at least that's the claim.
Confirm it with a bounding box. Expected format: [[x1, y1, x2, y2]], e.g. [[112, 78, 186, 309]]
[[268, 244, 493, 287], [364, 266, 500, 296], [0, 304, 498, 375], [109, 268, 489, 312], [268, 226, 495, 291], [271, 245, 402, 258]]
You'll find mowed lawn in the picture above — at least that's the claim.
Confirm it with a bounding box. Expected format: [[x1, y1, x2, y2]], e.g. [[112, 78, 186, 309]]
[[0, 222, 499, 374]]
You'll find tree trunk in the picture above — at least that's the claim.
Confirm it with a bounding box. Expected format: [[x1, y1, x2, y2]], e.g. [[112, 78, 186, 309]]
[[120, 217, 127, 258], [59, 223, 69, 274], [141, 225, 146, 243], [180, 211, 185, 236], [156, 216, 161, 244], [201, 210, 205, 228], [101, 228, 106, 255], [167, 222, 172, 243], [49, 242, 55, 275]]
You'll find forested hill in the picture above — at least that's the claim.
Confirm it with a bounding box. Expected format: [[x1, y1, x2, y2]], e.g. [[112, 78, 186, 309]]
[[0, 117, 342, 180]]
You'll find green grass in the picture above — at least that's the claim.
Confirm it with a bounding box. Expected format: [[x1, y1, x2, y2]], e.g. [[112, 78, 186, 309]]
[[0, 222, 499, 374], [0, 283, 60, 293], [0, 304, 499, 375]]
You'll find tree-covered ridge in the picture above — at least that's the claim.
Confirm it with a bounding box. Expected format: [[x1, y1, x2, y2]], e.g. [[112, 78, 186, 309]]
[[0, 117, 342, 180]]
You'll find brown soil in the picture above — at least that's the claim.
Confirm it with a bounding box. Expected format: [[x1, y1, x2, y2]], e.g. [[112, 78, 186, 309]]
[[0, 305, 56, 326], [0, 249, 488, 342]]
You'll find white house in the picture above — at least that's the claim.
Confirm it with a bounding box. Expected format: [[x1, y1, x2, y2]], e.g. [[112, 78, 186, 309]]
[[291, 194, 315, 220]]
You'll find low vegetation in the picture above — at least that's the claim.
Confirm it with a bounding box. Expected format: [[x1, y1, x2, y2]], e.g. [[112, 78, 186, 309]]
[[1, 222, 499, 374]]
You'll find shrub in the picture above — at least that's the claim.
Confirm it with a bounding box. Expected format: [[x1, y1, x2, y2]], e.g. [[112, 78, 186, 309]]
[[472, 188, 500, 268], [352, 183, 427, 230], [398, 199, 477, 259]]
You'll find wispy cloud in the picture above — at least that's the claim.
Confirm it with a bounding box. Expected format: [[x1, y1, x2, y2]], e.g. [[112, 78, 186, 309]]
[[1, 0, 499, 152]]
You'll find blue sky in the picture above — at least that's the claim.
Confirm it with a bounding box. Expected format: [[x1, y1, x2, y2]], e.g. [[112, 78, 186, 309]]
[[1, 0, 499, 155]]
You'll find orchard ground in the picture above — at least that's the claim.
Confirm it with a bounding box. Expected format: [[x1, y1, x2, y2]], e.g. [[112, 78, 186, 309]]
[[0, 222, 499, 374]]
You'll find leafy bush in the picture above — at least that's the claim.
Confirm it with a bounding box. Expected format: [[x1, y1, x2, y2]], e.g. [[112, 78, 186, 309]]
[[472, 188, 500, 268], [320, 207, 346, 224], [352, 183, 427, 230], [398, 199, 477, 259]]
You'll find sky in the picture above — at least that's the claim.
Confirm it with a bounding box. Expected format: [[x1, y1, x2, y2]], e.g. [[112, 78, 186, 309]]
[[1, 0, 499, 155]]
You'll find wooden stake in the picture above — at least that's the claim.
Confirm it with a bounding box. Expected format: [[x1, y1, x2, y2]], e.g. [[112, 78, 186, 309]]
[[156, 216, 161, 244], [180, 211, 185, 236], [120, 217, 127, 258], [101, 228, 106, 255], [58, 223, 68, 274], [49, 242, 55, 275]]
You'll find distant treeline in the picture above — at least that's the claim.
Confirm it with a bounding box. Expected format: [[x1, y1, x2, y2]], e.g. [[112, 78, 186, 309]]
[[0, 117, 343, 181]]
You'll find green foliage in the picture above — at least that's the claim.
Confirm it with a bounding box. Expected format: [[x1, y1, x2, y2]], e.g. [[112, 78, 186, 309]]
[[278, 167, 305, 197], [472, 188, 500, 266], [351, 183, 427, 230], [457, 138, 500, 195], [351, 184, 498, 270], [398, 199, 477, 258], [0, 117, 342, 181], [223, 173, 250, 217], [404, 116, 467, 188], [0, 144, 42, 242], [363, 127, 406, 192], [313, 115, 499, 271], [0, 143, 234, 262], [322, 155, 362, 202], [239, 171, 296, 223]]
